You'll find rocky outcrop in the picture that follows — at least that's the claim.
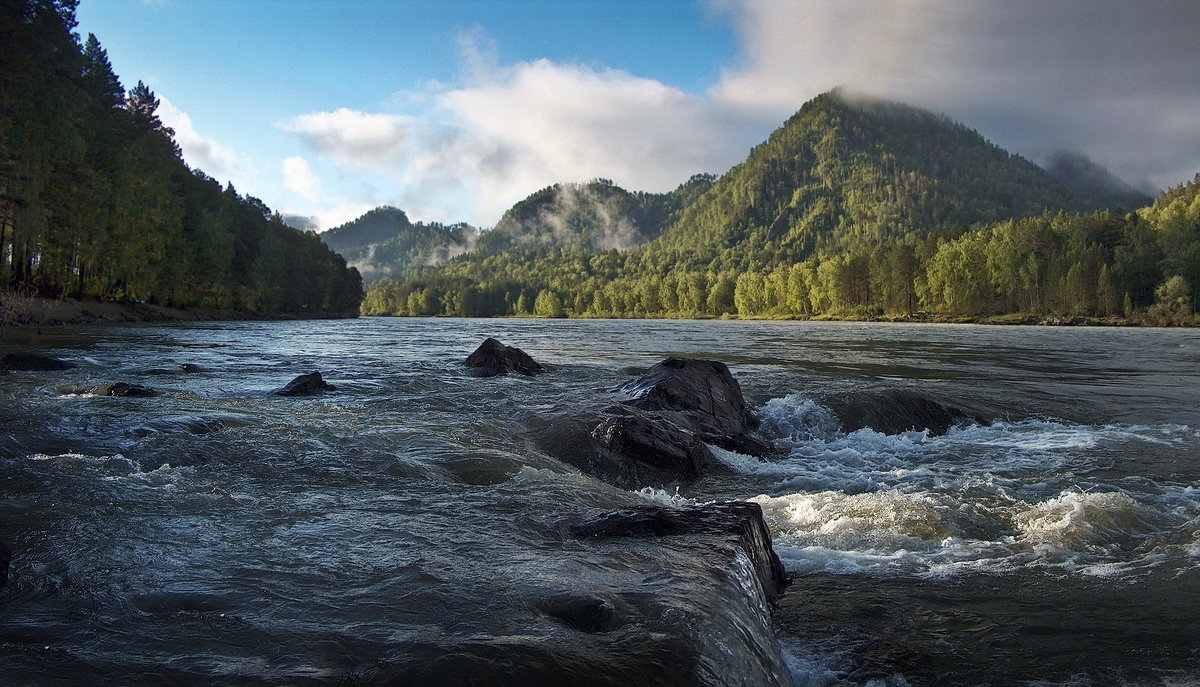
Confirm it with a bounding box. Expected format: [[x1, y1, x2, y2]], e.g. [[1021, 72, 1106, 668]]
[[572, 501, 789, 607], [822, 388, 989, 436], [614, 358, 771, 456], [464, 337, 544, 377], [1, 352, 75, 371], [586, 358, 772, 486], [274, 371, 336, 396]]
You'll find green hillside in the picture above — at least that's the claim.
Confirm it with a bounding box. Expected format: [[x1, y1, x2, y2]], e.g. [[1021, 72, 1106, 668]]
[[646, 90, 1121, 272], [363, 91, 1195, 324], [1, 1, 362, 316]]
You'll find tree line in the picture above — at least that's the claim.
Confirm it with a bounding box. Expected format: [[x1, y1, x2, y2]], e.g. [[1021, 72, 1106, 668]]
[[362, 183, 1198, 325], [1, 0, 362, 315]]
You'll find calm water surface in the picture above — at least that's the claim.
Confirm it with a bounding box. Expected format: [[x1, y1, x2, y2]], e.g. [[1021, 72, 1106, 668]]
[[1, 318, 1198, 685]]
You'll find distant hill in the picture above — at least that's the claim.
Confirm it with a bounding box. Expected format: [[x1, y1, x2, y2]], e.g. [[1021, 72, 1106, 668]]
[[1044, 150, 1153, 211], [480, 175, 716, 253], [320, 207, 478, 282]]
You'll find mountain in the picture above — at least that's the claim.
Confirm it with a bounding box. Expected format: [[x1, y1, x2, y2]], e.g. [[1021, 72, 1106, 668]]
[[646, 89, 1125, 271], [363, 90, 1196, 323], [480, 175, 716, 253], [1044, 150, 1153, 211], [320, 207, 479, 281]]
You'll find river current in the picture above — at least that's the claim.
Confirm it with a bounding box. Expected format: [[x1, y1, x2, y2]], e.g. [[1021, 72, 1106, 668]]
[[1, 318, 1198, 686]]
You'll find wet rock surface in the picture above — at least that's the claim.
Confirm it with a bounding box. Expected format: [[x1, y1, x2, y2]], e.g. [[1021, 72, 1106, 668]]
[[274, 371, 336, 396], [464, 337, 544, 377], [591, 412, 719, 482], [615, 357, 771, 456], [572, 501, 790, 607]]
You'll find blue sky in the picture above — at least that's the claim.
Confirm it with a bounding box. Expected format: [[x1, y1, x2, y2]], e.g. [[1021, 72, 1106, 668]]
[[77, 0, 1200, 230]]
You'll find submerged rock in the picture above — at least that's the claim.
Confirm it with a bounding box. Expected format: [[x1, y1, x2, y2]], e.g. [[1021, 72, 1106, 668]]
[[615, 357, 771, 456], [1, 352, 75, 371], [274, 371, 336, 396], [572, 501, 789, 608], [823, 388, 989, 436], [64, 381, 158, 397], [178, 363, 202, 373], [464, 337, 544, 377], [0, 541, 10, 587]]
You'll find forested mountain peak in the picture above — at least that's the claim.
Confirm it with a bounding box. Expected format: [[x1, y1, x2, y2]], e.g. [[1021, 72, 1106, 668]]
[[320, 206, 413, 254], [319, 207, 479, 282], [1045, 150, 1153, 211], [481, 174, 716, 254], [649, 89, 1124, 270]]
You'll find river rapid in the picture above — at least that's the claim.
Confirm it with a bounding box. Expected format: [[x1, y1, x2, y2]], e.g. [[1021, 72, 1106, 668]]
[[1, 318, 1198, 686]]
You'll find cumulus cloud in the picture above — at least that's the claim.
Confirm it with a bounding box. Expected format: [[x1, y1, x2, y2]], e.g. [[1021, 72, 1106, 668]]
[[277, 108, 416, 170], [279, 2, 1200, 228], [711, 0, 1200, 191], [158, 97, 256, 186], [282, 156, 322, 202]]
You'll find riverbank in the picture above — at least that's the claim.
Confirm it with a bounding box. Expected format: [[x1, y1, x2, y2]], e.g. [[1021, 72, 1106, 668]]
[[0, 293, 356, 330]]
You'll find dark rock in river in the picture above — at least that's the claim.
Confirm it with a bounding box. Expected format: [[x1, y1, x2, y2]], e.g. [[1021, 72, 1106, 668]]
[[87, 382, 158, 397], [615, 357, 772, 456], [178, 363, 202, 373], [274, 371, 336, 396], [1, 352, 75, 371], [591, 412, 720, 482], [378, 501, 793, 687], [823, 388, 989, 436], [0, 541, 10, 587], [464, 337, 544, 377], [573, 501, 789, 608]]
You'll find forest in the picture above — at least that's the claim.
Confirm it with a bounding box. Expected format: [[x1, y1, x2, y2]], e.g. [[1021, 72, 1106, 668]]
[[361, 93, 1197, 325], [1, 0, 362, 317]]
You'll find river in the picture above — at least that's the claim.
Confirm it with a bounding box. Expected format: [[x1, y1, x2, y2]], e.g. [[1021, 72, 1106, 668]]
[[2, 318, 1198, 685]]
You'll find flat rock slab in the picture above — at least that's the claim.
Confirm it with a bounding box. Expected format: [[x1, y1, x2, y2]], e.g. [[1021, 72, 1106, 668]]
[[465, 337, 544, 377], [572, 501, 789, 607], [1, 352, 75, 371], [274, 371, 336, 396]]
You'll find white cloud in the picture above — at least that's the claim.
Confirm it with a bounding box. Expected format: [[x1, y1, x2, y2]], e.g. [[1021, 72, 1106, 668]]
[[277, 109, 416, 170], [277, 3, 1200, 228], [282, 156, 322, 202], [158, 97, 256, 187]]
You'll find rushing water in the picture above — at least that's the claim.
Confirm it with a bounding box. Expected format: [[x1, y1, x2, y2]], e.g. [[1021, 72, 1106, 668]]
[[1, 318, 1198, 686]]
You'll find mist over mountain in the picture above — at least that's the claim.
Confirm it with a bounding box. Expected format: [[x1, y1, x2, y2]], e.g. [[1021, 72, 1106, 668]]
[[320, 207, 479, 282], [1044, 150, 1154, 211]]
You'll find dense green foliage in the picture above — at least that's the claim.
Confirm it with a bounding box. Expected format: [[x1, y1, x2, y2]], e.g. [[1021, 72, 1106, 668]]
[[1, 1, 362, 315], [321, 206, 477, 283], [364, 93, 1196, 324]]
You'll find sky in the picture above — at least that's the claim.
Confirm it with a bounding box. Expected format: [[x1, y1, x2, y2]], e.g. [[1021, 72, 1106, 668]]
[[76, 0, 1200, 232]]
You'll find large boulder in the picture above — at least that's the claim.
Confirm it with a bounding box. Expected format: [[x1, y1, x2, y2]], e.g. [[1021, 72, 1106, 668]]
[[572, 501, 789, 608], [1, 352, 75, 371], [614, 358, 772, 457], [465, 337, 544, 377], [274, 371, 336, 396]]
